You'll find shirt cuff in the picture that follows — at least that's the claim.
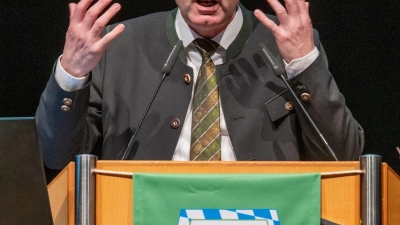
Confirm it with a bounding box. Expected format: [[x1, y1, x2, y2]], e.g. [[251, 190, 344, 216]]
[[55, 55, 89, 92], [284, 47, 319, 79]]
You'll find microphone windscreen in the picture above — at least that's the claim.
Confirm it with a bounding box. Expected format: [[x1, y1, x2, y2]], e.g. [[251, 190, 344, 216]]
[[162, 40, 183, 74], [259, 43, 285, 76]]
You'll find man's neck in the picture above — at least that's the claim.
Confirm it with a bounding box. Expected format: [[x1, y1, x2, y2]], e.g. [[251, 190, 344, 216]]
[[175, 7, 243, 50]]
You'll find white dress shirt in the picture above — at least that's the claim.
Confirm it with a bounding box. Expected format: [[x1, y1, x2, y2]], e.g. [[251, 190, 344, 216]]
[[55, 7, 319, 161]]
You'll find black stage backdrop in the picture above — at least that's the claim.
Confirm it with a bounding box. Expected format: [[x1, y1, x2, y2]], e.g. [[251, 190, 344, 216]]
[[1, 0, 399, 174]]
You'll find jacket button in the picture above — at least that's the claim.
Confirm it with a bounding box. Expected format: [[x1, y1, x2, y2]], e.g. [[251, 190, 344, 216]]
[[61, 105, 70, 112], [301, 93, 310, 102], [285, 102, 293, 111], [170, 118, 181, 129], [63, 98, 73, 106], [183, 74, 191, 84]]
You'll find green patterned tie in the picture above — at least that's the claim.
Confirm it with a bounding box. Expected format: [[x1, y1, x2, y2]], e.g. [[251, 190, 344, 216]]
[[190, 38, 221, 161]]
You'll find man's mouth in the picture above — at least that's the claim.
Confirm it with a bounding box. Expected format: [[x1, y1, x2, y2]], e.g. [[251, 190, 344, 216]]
[[196, 0, 218, 7]]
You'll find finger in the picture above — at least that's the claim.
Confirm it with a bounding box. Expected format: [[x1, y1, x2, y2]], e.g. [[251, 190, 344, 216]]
[[297, 0, 308, 13], [81, 0, 114, 30], [305, 2, 309, 14], [89, 3, 121, 38], [306, 2, 313, 23], [254, 9, 281, 36], [68, 3, 77, 21], [71, 0, 95, 23], [94, 24, 125, 52], [298, 1, 311, 22], [265, 0, 289, 23], [299, 2, 312, 29], [288, 0, 310, 16], [283, 0, 300, 16], [306, 3, 314, 35]]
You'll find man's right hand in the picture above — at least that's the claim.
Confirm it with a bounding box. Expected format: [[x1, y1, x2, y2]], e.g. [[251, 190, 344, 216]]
[[61, 0, 125, 78]]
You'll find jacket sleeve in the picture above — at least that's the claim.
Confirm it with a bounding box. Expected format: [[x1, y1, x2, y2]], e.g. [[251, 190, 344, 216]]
[[289, 30, 364, 160], [35, 61, 103, 169]]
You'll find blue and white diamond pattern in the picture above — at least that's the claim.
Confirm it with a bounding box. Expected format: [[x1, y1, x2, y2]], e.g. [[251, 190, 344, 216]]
[[177, 209, 280, 225]]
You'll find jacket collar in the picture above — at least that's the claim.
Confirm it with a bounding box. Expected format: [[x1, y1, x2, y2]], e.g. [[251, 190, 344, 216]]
[[166, 3, 253, 63]]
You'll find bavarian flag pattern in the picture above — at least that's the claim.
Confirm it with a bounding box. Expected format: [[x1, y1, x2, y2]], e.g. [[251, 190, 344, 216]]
[[177, 209, 280, 225], [133, 173, 320, 225]]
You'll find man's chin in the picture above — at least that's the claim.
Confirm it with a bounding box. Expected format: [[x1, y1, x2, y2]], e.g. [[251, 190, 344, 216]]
[[190, 15, 222, 26], [189, 19, 225, 37]]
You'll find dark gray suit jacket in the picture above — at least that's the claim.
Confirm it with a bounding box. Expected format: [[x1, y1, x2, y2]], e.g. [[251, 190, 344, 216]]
[[36, 6, 364, 169]]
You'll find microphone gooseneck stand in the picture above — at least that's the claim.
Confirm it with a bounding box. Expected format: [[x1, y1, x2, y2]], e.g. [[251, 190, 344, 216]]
[[121, 40, 183, 160], [259, 43, 338, 161]]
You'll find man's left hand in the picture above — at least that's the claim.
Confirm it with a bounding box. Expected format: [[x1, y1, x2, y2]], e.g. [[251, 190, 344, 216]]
[[255, 0, 315, 63]]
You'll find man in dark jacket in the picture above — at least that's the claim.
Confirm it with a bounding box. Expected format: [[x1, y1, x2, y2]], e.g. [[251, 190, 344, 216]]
[[36, 0, 364, 170]]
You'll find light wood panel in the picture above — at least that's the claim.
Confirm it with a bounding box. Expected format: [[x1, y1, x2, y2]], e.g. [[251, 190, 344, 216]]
[[382, 163, 400, 225], [95, 161, 360, 225], [47, 161, 400, 225], [47, 163, 75, 225]]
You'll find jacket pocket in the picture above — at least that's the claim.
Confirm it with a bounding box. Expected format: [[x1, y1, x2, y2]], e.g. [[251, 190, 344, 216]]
[[264, 89, 293, 123]]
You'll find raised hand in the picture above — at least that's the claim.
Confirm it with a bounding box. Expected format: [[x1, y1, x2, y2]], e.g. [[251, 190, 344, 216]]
[[61, 0, 125, 77], [254, 0, 315, 63]]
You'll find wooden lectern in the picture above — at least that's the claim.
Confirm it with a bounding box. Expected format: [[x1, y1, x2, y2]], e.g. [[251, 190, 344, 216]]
[[48, 159, 400, 225]]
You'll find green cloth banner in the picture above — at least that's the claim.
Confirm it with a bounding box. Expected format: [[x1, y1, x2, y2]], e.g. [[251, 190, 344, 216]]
[[133, 173, 320, 225]]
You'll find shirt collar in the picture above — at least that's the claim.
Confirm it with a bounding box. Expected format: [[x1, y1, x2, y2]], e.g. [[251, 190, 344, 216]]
[[175, 6, 243, 50]]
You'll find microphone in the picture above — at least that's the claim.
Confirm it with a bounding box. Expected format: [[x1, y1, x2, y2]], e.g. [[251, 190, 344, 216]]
[[121, 40, 183, 160], [259, 43, 338, 161], [162, 41, 182, 74]]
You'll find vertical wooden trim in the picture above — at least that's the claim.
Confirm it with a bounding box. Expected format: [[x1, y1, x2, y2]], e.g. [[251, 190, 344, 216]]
[[387, 165, 400, 224], [381, 163, 388, 225], [68, 163, 75, 225], [47, 166, 69, 225]]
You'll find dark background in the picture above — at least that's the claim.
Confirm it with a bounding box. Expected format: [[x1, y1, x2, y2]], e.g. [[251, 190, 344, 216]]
[[1, 0, 399, 174]]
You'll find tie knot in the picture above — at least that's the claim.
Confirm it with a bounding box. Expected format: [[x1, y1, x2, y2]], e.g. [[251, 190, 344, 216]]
[[193, 38, 219, 59]]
